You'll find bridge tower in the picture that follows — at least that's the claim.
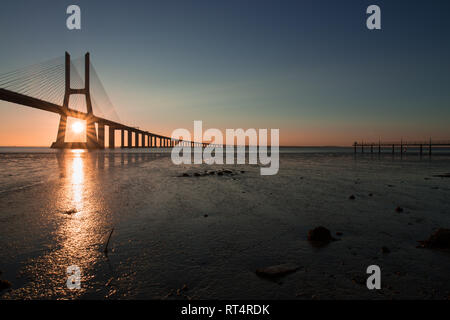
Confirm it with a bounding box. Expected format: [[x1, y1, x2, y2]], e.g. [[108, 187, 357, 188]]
[[51, 52, 100, 149]]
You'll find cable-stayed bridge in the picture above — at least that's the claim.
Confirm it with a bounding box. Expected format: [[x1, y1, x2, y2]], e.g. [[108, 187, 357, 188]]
[[0, 52, 214, 149]]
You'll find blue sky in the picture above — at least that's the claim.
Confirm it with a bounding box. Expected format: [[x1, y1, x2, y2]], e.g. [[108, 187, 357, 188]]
[[1, 0, 449, 145]]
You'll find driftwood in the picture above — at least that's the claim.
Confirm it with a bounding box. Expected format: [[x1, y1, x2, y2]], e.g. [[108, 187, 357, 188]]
[[104, 228, 115, 254]]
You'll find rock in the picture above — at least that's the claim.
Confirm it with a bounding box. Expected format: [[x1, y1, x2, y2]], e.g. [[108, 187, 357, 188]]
[[223, 169, 233, 174], [240, 171, 245, 173], [381, 246, 390, 254], [204, 214, 208, 218], [63, 208, 77, 215], [349, 195, 355, 200], [255, 263, 300, 279], [217, 172, 224, 176], [307, 226, 336, 245], [193, 172, 201, 177], [432, 173, 450, 178], [368, 193, 373, 197], [418, 228, 450, 249], [336, 232, 343, 236], [395, 206, 404, 213], [182, 173, 190, 177], [0, 279, 11, 291]]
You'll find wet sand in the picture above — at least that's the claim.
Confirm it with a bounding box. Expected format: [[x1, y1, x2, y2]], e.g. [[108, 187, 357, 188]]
[[1, 149, 450, 299]]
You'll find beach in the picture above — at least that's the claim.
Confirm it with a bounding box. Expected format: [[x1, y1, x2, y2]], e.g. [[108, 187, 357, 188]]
[[1, 148, 450, 299]]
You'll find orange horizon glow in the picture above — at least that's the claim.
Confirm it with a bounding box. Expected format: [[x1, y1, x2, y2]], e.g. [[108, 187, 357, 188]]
[[1, 103, 450, 147]]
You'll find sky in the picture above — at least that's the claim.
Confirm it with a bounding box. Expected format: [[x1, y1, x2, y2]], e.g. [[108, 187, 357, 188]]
[[0, 0, 449, 146]]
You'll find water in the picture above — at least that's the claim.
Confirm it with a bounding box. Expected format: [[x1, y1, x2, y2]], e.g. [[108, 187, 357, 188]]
[[1, 147, 450, 299]]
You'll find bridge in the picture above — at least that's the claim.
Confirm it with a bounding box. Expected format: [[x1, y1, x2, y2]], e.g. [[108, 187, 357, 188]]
[[353, 140, 450, 155], [0, 52, 218, 149]]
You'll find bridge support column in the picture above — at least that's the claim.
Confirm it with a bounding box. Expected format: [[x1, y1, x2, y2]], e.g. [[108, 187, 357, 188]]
[[98, 123, 105, 148], [86, 117, 98, 149], [141, 133, 145, 148], [128, 130, 132, 148], [121, 129, 125, 148], [56, 115, 67, 145], [109, 126, 115, 149]]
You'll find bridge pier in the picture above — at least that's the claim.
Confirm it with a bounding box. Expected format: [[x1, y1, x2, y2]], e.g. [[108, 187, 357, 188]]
[[127, 130, 132, 148], [109, 126, 115, 148], [121, 129, 125, 148], [55, 115, 67, 146], [98, 123, 105, 149]]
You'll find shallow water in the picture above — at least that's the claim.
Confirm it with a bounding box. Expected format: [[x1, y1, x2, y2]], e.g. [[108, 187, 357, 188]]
[[1, 148, 450, 299]]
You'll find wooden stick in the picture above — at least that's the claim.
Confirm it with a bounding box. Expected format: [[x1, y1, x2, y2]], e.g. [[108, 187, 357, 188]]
[[104, 228, 114, 254]]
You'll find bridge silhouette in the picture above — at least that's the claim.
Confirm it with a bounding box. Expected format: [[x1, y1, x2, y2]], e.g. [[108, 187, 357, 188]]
[[0, 52, 217, 149]]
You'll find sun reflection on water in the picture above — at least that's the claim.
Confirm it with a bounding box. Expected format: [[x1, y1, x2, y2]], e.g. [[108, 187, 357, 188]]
[[71, 150, 84, 213]]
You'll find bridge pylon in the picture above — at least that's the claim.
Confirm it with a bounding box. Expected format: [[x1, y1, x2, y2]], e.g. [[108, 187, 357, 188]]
[[51, 52, 101, 149]]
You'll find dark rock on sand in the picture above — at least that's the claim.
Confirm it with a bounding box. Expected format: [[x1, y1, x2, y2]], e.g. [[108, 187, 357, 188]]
[[181, 173, 190, 177], [193, 172, 201, 177], [223, 169, 233, 174], [381, 246, 390, 254], [368, 193, 373, 197], [308, 226, 336, 245], [418, 228, 450, 249], [255, 263, 300, 279], [63, 208, 77, 215], [0, 279, 12, 291], [349, 195, 356, 200], [204, 214, 208, 218], [432, 173, 450, 178], [395, 206, 404, 213], [217, 172, 224, 176]]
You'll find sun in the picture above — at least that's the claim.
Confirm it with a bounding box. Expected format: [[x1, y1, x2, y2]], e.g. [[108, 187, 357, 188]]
[[71, 121, 84, 134]]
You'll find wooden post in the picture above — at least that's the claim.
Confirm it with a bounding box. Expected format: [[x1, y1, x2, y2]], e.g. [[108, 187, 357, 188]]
[[429, 138, 432, 156]]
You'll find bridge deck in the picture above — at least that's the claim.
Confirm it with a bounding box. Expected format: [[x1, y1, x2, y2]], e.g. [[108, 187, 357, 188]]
[[0, 88, 203, 146]]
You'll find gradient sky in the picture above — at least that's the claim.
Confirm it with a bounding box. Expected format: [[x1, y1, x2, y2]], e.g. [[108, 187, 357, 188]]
[[1, 0, 449, 146]]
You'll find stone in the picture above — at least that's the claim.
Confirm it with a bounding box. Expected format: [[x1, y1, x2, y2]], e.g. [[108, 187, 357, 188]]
[[419, 228, 450, 249], [255, 263, 300, 279], [307, 226, 335, 244]]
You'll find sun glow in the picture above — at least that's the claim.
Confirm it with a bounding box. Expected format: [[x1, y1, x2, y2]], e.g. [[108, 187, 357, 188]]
[[72, 121, 84, 134]]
